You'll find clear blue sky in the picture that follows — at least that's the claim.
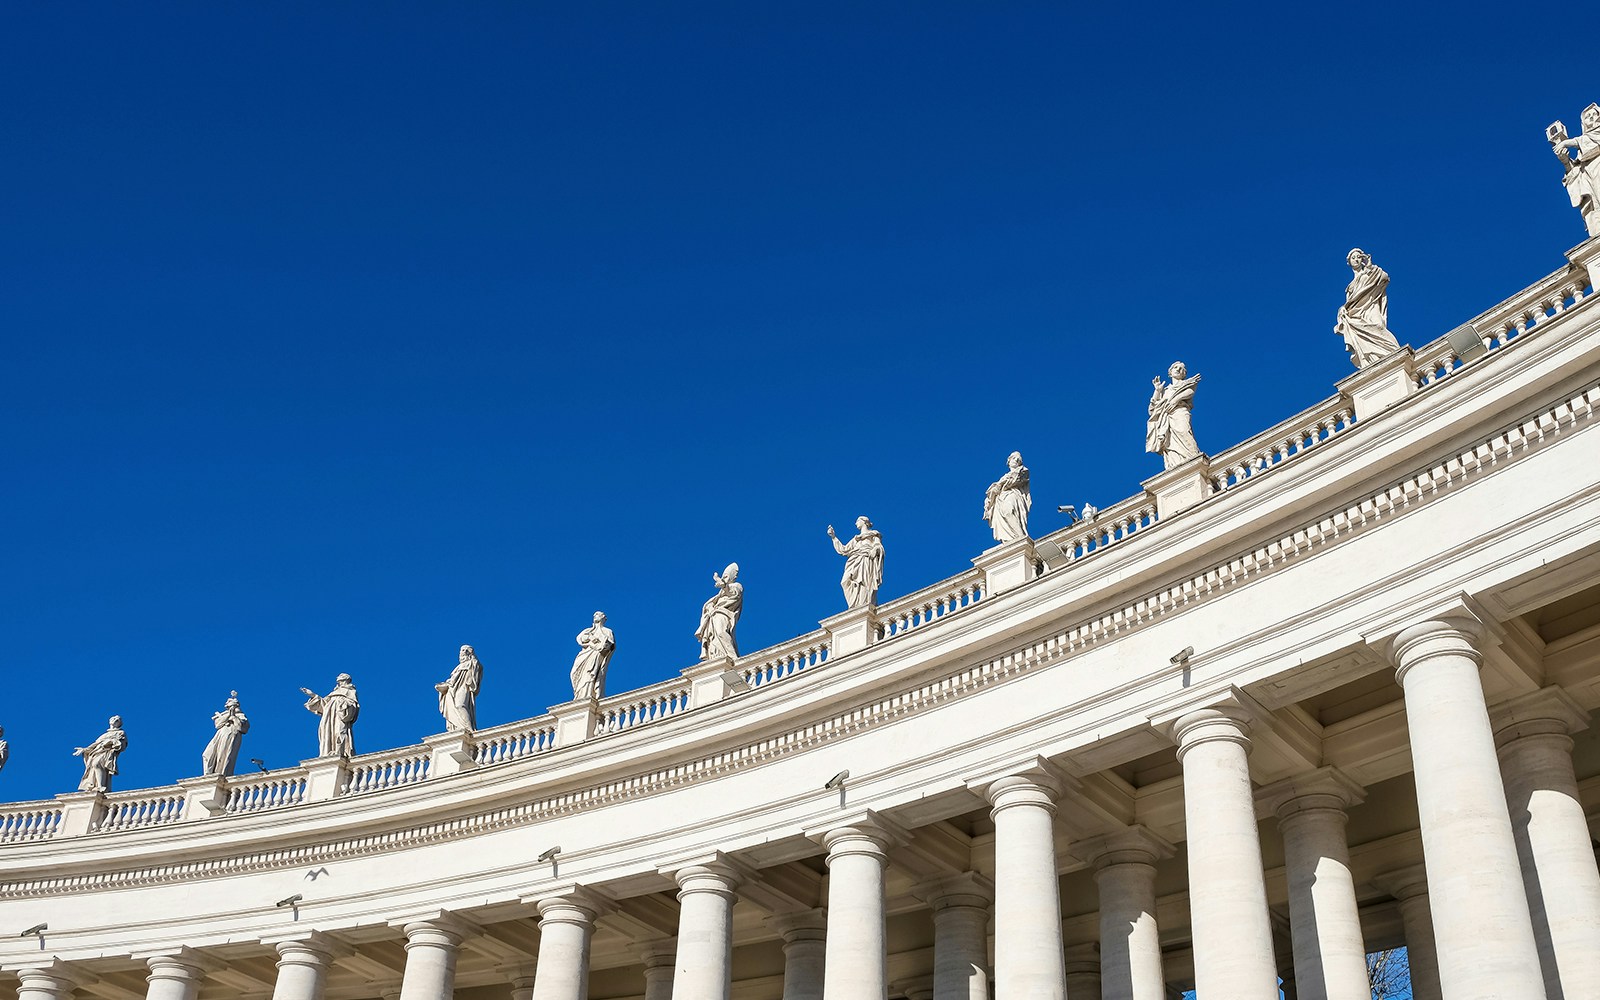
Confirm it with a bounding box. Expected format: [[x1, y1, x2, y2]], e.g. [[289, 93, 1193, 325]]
[[1, 3, 1589, 803]]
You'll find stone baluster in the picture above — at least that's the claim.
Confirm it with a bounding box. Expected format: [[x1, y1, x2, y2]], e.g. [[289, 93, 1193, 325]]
[[397, 918, 467, 1000], [1259, 768, 1370, 1000], [143, 951, 209, 1000], [1370, 866, 1440, 1000], [639, 942, 675, 1000], [15, 962, 85, 1000], [1075, 827, 1172, 1000], [530, 893, 602, 1000], [1387, 615, 1545, 997], [1493, 687, 1600, 999], [269, 934, 341, 1000], [1171, 706, 1278, 1000], [984, 769, 1068, 1000], [670, 862, 741, 1000], [913, 874, 992, 1000], [820, 820, 896, 1000]]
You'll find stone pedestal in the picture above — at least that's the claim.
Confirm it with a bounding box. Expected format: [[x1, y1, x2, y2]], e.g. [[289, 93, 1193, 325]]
[[423, 730, 479, 777], [971, 537, 1038, 598], [54, 791, 105, 837], [821, 605, 878, 658], [1075, 828, 1172, 1000], [1140, 456, 1210, 520], [301, 756, 350, 803], [1335, 347, 1415, 422], [984, 770, 1067, 1000], [550, 699, 600, 747], [1565, 232, 1600, 282], [769, 909, 827, 1000], [177, 776, 230, 821], [681, 657, 750, 709]]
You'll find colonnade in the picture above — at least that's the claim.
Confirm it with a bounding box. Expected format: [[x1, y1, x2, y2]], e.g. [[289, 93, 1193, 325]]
[[12, 615, 1600, 1000]]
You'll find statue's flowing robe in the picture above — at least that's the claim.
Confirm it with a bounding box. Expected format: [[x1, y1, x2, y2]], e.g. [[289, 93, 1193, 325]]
[[984, 467, 1032, 543], [77, 727, 127, 792], [0, 739, 8, 773], [1335, 265, 1400, 368], [1146, 377, 1202, 469], [696, 583, 744, 660], [570, 626, 615, 701], [834, 531, 885, 608], [439, 658, 482, 731], [306, 686, 359, 758], [201, 710, 250, 776], [1564, 132, 1600, 237]]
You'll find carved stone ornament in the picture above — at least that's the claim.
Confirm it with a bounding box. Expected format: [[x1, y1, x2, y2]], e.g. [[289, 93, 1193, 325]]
[[201, 692, 250, 777], [1550, 104, 1600, 238], [73, 716, 128, 793], [983, 452, 1032, 543], [300, 674, 359, 758], [1146, 362, 1203, 469], [1335, 249, 1401, 369], [828, 517, 885, 609], [571, 614, 616, 701], [696, 564, 743, 660], [437, 646, 483, 732]]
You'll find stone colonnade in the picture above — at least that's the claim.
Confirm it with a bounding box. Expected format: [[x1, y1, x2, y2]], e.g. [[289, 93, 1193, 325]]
[[13, 615, 1600, 1000]]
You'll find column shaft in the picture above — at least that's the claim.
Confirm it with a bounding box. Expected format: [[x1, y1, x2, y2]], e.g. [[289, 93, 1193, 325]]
[[640, 943, 676, 1000], [397, 921, 464, 1000], [1272, 784, 1371, 1000], [144, 955, 207, 1000], [671, 864, 739, 1000], [771, 909, 827, 1000], [987, 775, 1066, 1000], [271, 939, 337, 1000], [1094, 858, 1166, 1000], [930, 892, 990, 1000], [821, 825, 892, 1000], [531, 897, 599, 1000]]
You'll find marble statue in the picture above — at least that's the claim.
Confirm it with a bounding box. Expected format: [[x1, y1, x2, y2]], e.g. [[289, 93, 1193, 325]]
[[828, 517, 885, 609], [1146, 362, 1203, 469], [201, 692, 250, 777], [73, 716, 128, 793], [983, 452, 1032, 543], [300, 674, 360, 758], [696, 564, 743, 660], [1335, 249, 1400, 368], [435, 646, 482, 732], [0, 725, 8, 775], [571, 613, 616, 701], [1550, 104, 1600, 238]]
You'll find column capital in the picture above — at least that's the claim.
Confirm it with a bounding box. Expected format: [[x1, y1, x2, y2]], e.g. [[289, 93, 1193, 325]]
[[13, 960, 89, 995], [890, 973, 936, 1000], [1364, 593, 1501, 675], [1170, 703, 1253, 761], [138, 947, 218, 984], [1370, 863, 1429, 902], [766, 906, 828, 942], [396, 914, 472, 949], [806, 809, 909, 862], [529, 885, 610, 927], [263, 930, 349, 964], [1072, 825, 1175, 869], [1063, 942, 1101, 976], [968, 755, 1076, 815], [638, 940, 676, 970], [910, 871, 994, 910], [1256, 766, 1366, 821], [671, 860, 743, 901], [1490, 686, 1590, 748]]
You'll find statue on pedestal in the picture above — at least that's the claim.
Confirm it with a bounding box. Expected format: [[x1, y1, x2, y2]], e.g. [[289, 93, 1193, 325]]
[[436, 646, 483, 732], [983, 452, 1032, 543], [571, 613, 616, 701], [201, 692, 250, 777], [696, 564, 743, 660], [1146, 362, 1203, 469], [300, 674, 359, 759], [1335, 249, 1400, 369], [73, 716, 128, 793], [1549, 104, 1600, 238], [828, 517, 885, 609]]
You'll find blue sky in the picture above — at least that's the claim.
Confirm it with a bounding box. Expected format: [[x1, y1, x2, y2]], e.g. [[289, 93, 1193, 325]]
[[0, 3, 1590, 803]]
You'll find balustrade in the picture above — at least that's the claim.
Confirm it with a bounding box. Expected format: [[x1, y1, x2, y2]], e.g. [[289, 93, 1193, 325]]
[[597, 678, 692, 734], [96, 788, 185, 831], [223, 769, 308, 815], [871, 574, 983, 643], [341, 748, 431, 795], [1208, 402, 1356, 496], [473, 717, 559, 765], [0, 801, 63, 843], [741, 630, 831, 688]]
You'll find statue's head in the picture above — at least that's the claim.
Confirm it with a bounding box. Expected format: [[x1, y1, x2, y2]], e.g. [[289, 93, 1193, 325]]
[[1584, 103, 1600, 133], [592, 611, 607, 625], [459, 645, 474, 662], [225, 691, 240, 709], [1168, 361, 1188, 379], [1007, 450, 1023, 469], [855, 515, 872, 532], [108, 715, 123, 729], [1347, 247, 1370, 269], [723, 562, 740, 582], [336, 672, 353, 686]]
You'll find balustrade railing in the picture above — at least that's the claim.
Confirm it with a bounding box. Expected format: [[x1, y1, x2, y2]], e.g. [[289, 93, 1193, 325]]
[[1414, 263, 1591, 387], [0, 801, 63, 843], [96, 788, 185, 832], [598, 677, 692, 734], [1208, 399, 1357, 496], [342, 747, 431, 795], [871, 573, 984, 643], [223, 769, 308, 815], [473, 716, 558, 766], [740, 631, 830, 688], [1038, 495, 1159, 567]]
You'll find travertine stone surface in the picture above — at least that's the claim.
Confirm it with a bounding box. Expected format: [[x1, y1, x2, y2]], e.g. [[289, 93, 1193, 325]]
[[396, 919, 464, 1000], [670, 863, 740, 1000], [1371, 867, 1440, 1000], [531, 895, 600, 1000], [769, 909, 827, 1000], [269, 935, 339, 1000], [695, 565, 743, 660], [1077, 827, 1171, 1000], [820, 823, 894, 1000], [144, 952, 207, 1000], [986, 773, 1066, 1000]]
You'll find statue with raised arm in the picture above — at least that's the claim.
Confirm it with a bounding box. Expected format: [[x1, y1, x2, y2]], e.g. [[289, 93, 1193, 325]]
[[73, 716, 128, 793], [1550, 104, 1600, 238], [696, 564, 744, 660], [201, 692, 250, 777], [571, 613, 616, 701], [1146, 362, 1203, 469], [436, 646, 483, 731], [1335, 249, 1400, 369], [828, 517, 885, 609], [299, 674, 359, 758], [983, 452, 1032, 543]]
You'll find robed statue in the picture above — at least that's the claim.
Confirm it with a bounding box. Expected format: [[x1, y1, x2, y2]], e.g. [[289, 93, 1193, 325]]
[[300, 674, 360, 758], [436, 645, 483, 732], [0, 725, 8, 776], [571, 613, 616, 701], [983, 452, 1032, 543], [73, 716, 128, 793], [828, 517, 885, 609], [696, 564, 744, 660], [1550, 104, 1600, 238], [1146, 362, 1203, 469], [201, 692, 250, 777], [1335, 249, 1400, 369]]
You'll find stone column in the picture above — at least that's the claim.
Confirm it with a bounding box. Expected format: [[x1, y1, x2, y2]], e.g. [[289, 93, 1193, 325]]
[[1494, 688, 1600, 1000], [670, 863, 741, 1000], [769, 909, 827, 1000], [1371, 866, 1440, 1000], [271, 936, 339, 1000], [15, 964, 83, 1000], [531, 895, 600, 1000], [144, 953, 208, 1000], [914, 874, 992, 1000], [1077, 828, 1171, 1000], [1388, 616, 1544, 997], [1259, 769, 1371, 1000], [1172, 706, 1278, 1000], [640, 942, 675, 1000], [986, 773, 1067, 1000], [397, 919, 466, 1000], [821, 823, 895, 1000], [1064, 944, 1103, 1000], [511, 981, 537, 1000]]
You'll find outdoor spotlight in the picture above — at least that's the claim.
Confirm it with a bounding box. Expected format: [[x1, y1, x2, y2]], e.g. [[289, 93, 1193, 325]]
[[1170, 646, 1195, 666], [824, 770, 849, 791], [1445, 322, 1488, 364], [250, 758, 269, 773], [19, 923, 46, 937], [275, 894, 303, 908], [536, 846, 561, 863]]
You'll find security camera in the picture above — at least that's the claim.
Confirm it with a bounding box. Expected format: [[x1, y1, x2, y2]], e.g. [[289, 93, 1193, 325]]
[[1170, 646, 1195, 665], [824, 770, 849, 791], [275, 894, 303, 908], [537, 846, 561, 863], [19, 923, 46, 937]]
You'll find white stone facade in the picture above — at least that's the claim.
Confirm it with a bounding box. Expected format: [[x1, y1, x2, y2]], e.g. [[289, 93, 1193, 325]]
[[3, 237, 1600, 1000]]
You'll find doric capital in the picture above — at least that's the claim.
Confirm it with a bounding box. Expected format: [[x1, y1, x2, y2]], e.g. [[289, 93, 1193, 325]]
[[1491, 686, 1590, 749], [1072, 825, 1175, 870], [137, 947, 218, 983], [807, 809, 909, 865], [671, 860, 743, 901], [1063, 942, 1102, 977], [911, 871, 994, 911], [767, 907, 828, 943], [638, 940, 677, 971], [264, 930, 349, 966], [398, 914, 472, 950], [1171, 704, 1253, 761], [968, 755, 1076, 816], [526, 884, 610, 929], [1255, 766, 1366, 822], [1371, 863, 1430, 902], [13, 960, 89, 996], [890, 974, 936, 1000]]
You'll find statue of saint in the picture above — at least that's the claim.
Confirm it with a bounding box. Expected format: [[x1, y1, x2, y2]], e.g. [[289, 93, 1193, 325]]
[[73, 716, 128, 793], [1550, 104, 1600, 238], [300, 674, 360, 758], [1335, 249, 1400, 369], [1146, 362, 1203, 469], [828, 517, 885, 609], [696, 564, 744, 661], [0, 725, 8, 775], [201, 692, 250, 777], [436, 646, 483, 732], [983, 452, 1032, 543], [570, 613, 616, 701]]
